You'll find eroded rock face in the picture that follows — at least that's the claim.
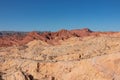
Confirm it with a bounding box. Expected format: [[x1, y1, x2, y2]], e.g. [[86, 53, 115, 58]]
[[0, 28, 118, 47], [1, 29, 120, 80]]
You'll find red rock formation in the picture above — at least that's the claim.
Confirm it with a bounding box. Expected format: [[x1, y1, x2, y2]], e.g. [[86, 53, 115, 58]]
[[0, 28, 118, 47], [71, 28, 92, 37]]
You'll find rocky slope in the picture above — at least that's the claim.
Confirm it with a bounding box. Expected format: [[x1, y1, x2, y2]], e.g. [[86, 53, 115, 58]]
[[0, 28, 120, 80], [0, 28, 117, 47]]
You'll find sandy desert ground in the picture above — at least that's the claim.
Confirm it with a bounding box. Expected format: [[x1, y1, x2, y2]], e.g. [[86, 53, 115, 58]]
[[0, 28, 120, 80]]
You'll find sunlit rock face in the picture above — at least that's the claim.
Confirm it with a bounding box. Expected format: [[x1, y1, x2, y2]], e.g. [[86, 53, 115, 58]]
[[0, 28, 120, 80]]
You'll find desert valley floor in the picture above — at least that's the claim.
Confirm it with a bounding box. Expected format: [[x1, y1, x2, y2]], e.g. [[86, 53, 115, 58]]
[[0, 28, 120, 80]]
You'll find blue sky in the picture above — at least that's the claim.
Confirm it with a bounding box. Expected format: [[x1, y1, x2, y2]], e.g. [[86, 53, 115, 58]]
[[0, 0, 120, 31]]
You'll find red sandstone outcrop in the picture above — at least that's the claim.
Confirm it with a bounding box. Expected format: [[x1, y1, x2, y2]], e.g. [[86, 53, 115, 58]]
[[1, 29, 120, 80], [0, 28, 118, 47]]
